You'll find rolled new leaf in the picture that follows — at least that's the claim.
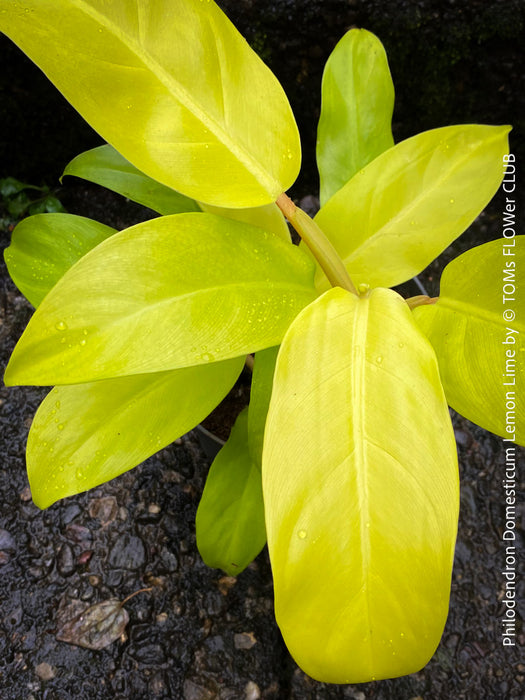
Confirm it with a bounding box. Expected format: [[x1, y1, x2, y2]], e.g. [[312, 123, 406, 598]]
[[317, 29, 394, 205], [0, 0, 300, 207], [314, 124, 510, 290], [5, 214, 316, 386], [413, 237, 524, 445], [28, 358, 244, 509], [196, 408, 266, 575], [4, 213, 116, 308], [263, 287, 459, 683]]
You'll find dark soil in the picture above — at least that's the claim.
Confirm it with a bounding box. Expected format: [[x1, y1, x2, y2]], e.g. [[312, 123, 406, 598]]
[[1, 1, 524, 698]]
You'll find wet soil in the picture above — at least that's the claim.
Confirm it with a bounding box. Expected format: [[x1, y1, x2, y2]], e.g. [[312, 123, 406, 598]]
[[1, 180, 524, 699], [1, 0, 525, 697]]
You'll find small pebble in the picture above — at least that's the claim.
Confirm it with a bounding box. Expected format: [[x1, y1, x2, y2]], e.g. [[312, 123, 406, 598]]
[[183, 678, 215, 700], [245, 681, 261, 700], [88, 496, 118, 525], [108, 533, 146, 570], [234, 632, 257, 650], [35, 662, 55, 681], [0, 529, 15, 550], [56, 543, 75, 577], [217, 576, 237, 595], [156, 612, 168, 625]]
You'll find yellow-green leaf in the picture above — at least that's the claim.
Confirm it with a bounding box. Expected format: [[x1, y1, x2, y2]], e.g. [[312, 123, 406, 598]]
[[263, 287, 458, 683], [64, 145, 291, 239], [63, 145, 200, 215], [4, 213, 116, 308], [314, 125, 510, 290], [199, 202, 291, 243], [0, 0, 300, 207], [29, 357, 243, 509], [5, 213, 316, 386], [196, 408, 266, 576], [317, 29, 394, 205], [248, 346, 279, 467], [413, 236, 524, 445]]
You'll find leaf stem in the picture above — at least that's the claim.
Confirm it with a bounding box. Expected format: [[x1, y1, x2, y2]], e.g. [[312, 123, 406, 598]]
[[276, 193, 358, 296], [406, 295, 438, 310]]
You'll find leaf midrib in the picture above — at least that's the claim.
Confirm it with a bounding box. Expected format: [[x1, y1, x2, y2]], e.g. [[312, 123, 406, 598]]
[[350, 297, 374, 671], [71, 0, 277, 193], [439, 295, 525, 333], [343, 128, 502, 265]]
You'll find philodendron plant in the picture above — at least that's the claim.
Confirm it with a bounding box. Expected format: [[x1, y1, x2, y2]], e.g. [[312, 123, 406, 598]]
[[1, 0, 523, 685]]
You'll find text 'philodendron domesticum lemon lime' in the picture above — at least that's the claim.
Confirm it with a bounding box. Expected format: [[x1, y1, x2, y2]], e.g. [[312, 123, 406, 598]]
[[1, 0, 521, 685]]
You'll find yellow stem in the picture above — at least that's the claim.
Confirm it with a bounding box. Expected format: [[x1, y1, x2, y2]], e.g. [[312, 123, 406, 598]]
[[276, 193, 358, 296]]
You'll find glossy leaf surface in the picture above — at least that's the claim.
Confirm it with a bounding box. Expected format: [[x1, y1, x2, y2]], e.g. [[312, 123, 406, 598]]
[[0, 0, 300, 207], [196, 408, 266, 576], [5, 214, 316, 386], [413, 236, 524, 445], [63, 145, 200, 214], [263, 287, 458, 683], [314, 125, 510, 290], [28, 357, 243, 508], [317, 29, 394, 205], [4, 213, 116, 307], [64, 144, 291, 239]]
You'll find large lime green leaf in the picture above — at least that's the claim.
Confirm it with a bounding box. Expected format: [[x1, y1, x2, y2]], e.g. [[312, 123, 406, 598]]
[[0, 0, 300, 207], [196, 408, 266, 576], [317, 29, 394, 205], [413, 236, 524, 445], [63, 145, 201, 215], [263, 287, 459, 683], [5, 213, 316, 386], [64, 144, 291, 239], [4, 213, 116, 308], [28, 357, 243, 509], [248, 346, 279, 467], [313, 125, 510, 291]]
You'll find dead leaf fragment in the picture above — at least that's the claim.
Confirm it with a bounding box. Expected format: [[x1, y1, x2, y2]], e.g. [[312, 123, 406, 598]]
[[56, 598, 129, 650]]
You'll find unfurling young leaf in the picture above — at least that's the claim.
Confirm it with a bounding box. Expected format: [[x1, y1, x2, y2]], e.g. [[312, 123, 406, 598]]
[[0, 0, 300, 207], [263, 288, 459, 683], [317, 28, 395, 205], [196, 408, 266, 576], [413, 236, 524, 446]]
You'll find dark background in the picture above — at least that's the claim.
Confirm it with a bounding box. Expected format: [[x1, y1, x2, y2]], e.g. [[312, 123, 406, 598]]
[[1, 1, 524, 699], [1, 0, 524, 199]]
